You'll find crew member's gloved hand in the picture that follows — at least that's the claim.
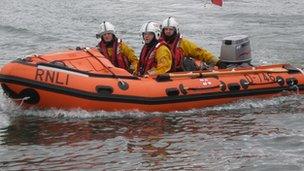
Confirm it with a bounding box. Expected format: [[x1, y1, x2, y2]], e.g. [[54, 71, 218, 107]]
[[76, 46, 84, 50], [216, 60, 227, 69]]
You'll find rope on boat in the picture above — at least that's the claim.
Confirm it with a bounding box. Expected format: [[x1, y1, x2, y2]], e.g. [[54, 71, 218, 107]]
[[83, 47, 127, 85], [296, 68, 304, 75], [7, 96, 31, 108], [296, 85, 300, 95], [15, 96, 30, 107]]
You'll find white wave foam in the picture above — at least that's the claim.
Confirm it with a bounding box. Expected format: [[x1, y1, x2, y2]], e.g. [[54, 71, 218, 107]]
[[0, 96, 14, 128], [4, 105, 167, 120], [0, 93, 303, 120], [0, 114, 9, 129], [0, 95, 164, 120], [177, 95, 303, 114]]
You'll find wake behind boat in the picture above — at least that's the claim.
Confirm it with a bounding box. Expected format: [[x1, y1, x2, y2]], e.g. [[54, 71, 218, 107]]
[[1, 35, 303, 112]]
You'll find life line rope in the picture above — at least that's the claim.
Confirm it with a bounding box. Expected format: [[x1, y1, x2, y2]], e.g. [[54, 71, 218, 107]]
[[3, 93, 31, 108], [296, 68, 304, 75]]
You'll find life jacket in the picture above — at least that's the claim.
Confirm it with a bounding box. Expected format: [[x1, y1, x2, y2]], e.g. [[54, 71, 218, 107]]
[[138, 41, 167, 76], [98, 39, 130, 70], [166, 34, 184, 72]]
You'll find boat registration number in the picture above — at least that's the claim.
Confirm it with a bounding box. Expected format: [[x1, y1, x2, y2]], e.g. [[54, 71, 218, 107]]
[[243, 73, 276, 84]]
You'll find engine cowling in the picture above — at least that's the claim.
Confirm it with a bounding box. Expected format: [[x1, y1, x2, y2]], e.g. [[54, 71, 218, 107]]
[[220, 35, 252, 68]]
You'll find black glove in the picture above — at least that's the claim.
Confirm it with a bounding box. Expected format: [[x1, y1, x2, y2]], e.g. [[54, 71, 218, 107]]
[[76, 46, 85, 50], [216, 60, 227, 69]]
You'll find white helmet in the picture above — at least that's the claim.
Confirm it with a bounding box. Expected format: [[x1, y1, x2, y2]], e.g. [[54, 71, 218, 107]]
[[162, 17, 179, 34], [140, 21, 161, 40], [96, 21, 115, 38]]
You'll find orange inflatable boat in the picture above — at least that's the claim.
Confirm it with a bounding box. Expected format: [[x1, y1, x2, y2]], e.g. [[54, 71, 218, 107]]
[[0, 47, 303, 112], [1, 35, 304, 112]]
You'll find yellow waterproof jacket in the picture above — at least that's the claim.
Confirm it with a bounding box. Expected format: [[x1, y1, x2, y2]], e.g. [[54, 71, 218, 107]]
[[104, 41, 139, 71], [147, 44, 172, 75], [179, 38, 219, 65]]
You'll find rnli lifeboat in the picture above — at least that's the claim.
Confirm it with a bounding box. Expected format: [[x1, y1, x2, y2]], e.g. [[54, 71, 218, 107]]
[[1, 35, 304, 112]]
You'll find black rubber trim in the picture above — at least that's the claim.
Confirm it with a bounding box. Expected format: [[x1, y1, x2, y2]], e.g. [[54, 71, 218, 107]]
[[96, 85, 113, 95], [1, 74, 303, 105], [166, 88, 180, 96], [228, 83, 241, 91]]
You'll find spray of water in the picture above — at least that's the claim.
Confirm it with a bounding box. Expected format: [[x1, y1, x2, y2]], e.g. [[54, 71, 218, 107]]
[[0, 93, 303, 121]]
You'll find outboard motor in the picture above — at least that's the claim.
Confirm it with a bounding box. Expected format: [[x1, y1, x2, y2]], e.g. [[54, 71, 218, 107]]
[[219, 35, 252, 68]]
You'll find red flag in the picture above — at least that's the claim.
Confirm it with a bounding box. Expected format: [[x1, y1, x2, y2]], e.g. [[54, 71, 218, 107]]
[[211, 0, 223, 6]]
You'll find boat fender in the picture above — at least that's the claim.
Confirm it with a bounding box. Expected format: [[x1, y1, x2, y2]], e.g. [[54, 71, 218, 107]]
[[286, 78, 298, 86], [118, 81, 129, 90], [179, 84, 188, 95], [96, 86, 114, 95], [166, 88, 180, 96], [227, 83, 241, 91], [276, 76, 285, 86], [18, 88, 40, 104], [240, 79, 250, 89], [219, 81, 227, 92]]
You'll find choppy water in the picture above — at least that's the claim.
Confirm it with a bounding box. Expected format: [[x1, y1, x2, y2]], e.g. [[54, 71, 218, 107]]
[[1, 0, 304, 170]]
